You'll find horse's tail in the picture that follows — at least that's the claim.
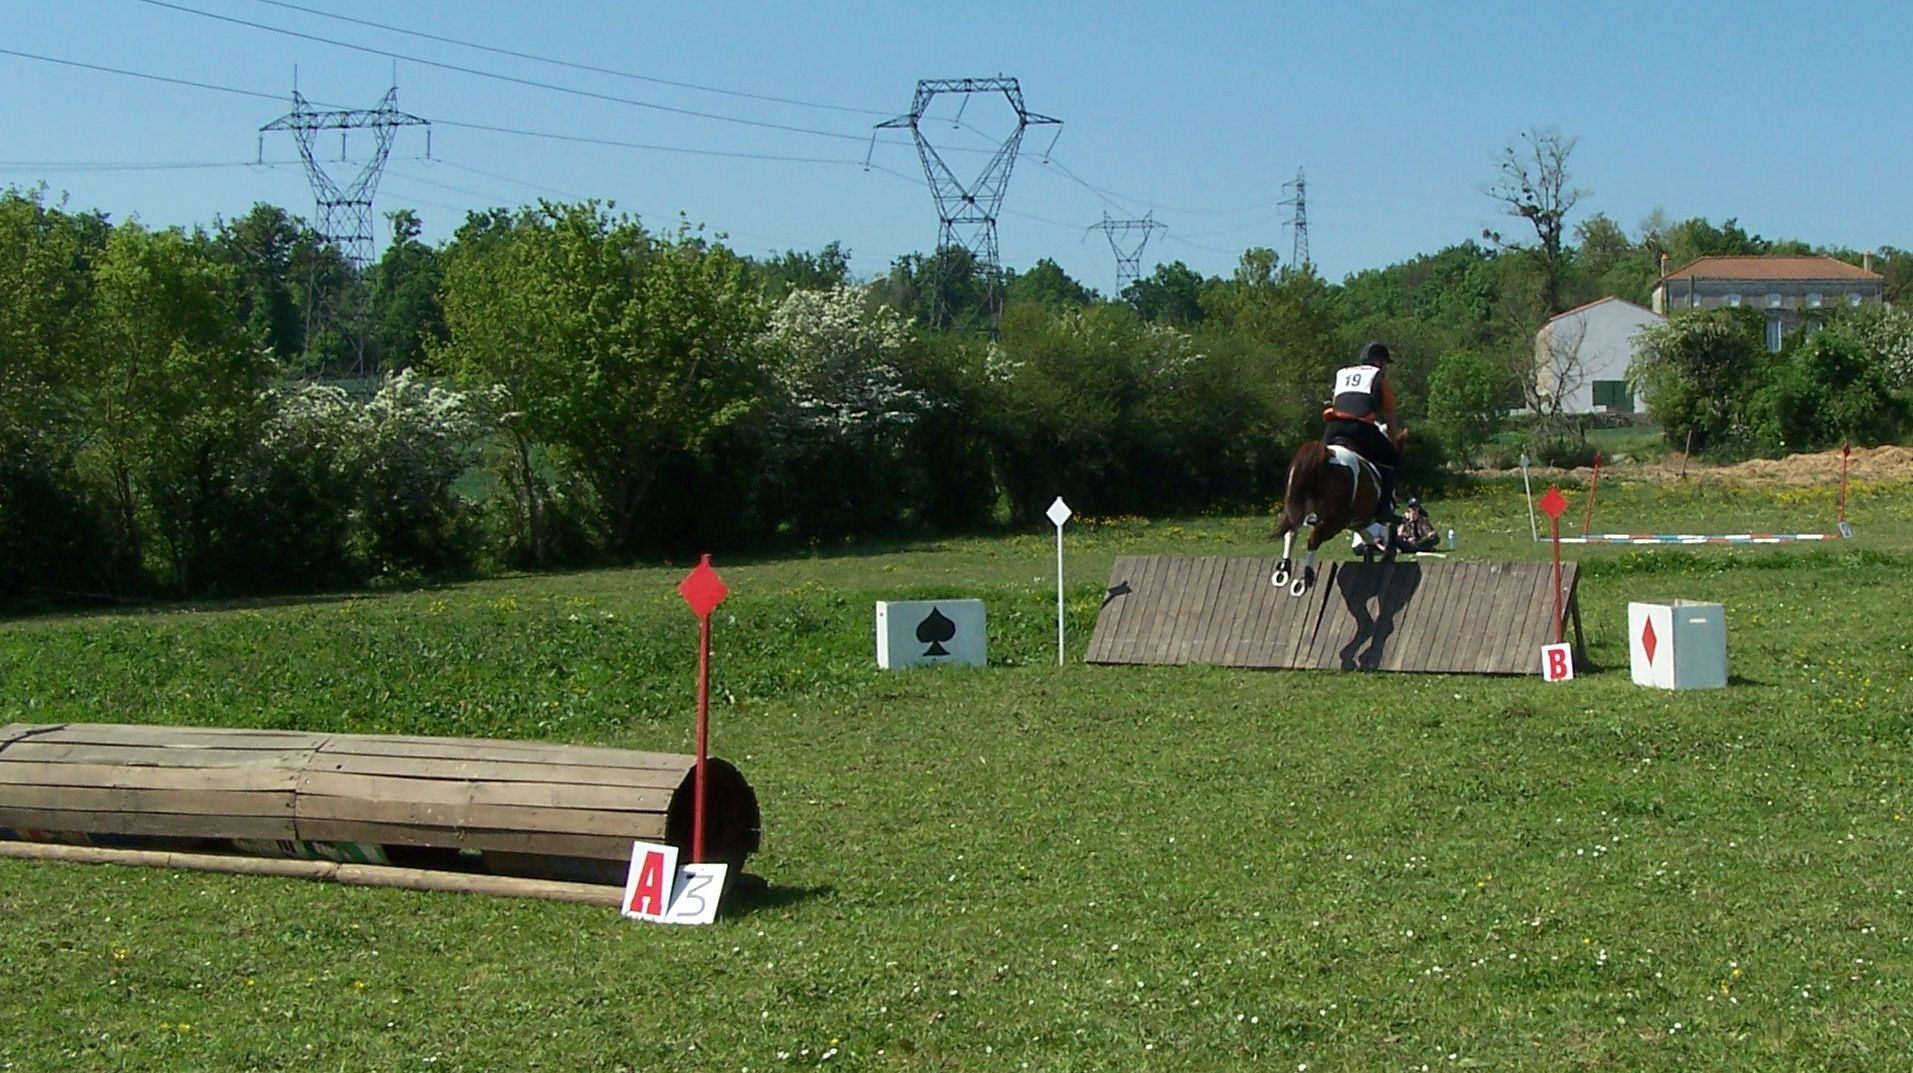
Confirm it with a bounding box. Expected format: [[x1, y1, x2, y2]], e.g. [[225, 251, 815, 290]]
[[1285, 440, 1328, 519]]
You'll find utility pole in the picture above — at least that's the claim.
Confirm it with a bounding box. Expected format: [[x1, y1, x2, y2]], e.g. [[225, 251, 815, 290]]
[[1094, 212, 1166, 293], [262, 82, 429, 377], [872, 77, 1060, 334], [1280, 167, 1309, 270]]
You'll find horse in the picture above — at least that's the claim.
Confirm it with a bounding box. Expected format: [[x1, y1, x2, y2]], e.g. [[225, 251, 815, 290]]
[[1269, 429, 1406, 597]]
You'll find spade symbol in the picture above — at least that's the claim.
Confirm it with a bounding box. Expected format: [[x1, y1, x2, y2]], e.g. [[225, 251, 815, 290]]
[[916, 607, 957, 657]]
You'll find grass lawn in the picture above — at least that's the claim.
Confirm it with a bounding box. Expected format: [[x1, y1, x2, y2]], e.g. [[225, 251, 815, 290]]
[[2, 477, 1910, 1072]]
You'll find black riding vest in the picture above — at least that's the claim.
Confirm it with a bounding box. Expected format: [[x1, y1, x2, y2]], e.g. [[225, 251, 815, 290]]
[[1330, 364, 1385, 421]]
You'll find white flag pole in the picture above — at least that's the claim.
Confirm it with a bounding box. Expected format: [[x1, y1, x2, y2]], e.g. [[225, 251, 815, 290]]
[[1520, 452, 1538, 542], [1046, 497, 1072, 666]]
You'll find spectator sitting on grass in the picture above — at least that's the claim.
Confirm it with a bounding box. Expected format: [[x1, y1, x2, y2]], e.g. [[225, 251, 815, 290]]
[[1391, 498, 1440, 554]]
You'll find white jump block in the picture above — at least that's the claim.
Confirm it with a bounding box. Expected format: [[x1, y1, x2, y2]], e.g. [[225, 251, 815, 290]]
[[1629, 600, 1727, 689], [876, 599, 986, 669]]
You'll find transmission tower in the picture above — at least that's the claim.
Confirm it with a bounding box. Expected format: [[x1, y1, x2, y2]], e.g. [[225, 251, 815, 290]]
[[1095, 213, 1166, 293], [1279, 167, 1309, 269], [261, 84, 429, 376], [872, 77, 1061, 333]]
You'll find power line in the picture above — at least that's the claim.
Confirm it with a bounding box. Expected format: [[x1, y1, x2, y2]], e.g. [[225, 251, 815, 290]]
[[0, 158, 295, 172], [140, 0, 884, 146], [248, 0, 891, 118], [0, 44, 301, 104], [1, 45, 894, 170]]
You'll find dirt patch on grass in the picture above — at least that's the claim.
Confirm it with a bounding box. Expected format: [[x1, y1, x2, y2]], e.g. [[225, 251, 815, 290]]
[[1512, 444, 1913, 488]]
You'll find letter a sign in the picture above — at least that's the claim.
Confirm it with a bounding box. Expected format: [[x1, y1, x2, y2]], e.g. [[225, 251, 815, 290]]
[[621, 841, 729, 925]]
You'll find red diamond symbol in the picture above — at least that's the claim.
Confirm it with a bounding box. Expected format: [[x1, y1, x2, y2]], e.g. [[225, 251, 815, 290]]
[[1539, 485, 1569, 520], [678, 554, 728, 618], [1640, 616, 1659, 664]]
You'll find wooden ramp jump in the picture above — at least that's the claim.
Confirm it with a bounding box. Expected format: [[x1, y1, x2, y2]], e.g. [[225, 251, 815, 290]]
[[1085, 556, 1581, 674]]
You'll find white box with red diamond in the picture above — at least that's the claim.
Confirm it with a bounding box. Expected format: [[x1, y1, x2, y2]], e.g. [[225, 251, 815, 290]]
[[1628, 600, 1727, 689]]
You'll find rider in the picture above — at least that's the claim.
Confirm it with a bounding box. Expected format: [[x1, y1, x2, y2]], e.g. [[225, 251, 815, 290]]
[[1322, 341, 1404, 525]]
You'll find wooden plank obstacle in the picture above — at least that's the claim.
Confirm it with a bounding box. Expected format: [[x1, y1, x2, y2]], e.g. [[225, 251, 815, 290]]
[[0, 723, 760, 902], [1086, 555, 1582, 674]]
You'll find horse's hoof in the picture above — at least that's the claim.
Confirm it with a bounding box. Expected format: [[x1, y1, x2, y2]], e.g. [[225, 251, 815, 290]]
[[1287, 576, 1309, 598], [1271, 568, 1290, 588]]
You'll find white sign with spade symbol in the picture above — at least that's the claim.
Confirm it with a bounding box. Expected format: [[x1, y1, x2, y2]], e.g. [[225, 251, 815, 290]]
[[875, 599, 987, 669]]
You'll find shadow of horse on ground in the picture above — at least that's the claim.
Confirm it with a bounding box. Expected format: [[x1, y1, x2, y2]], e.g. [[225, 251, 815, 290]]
[[1332, 560, 1424, 670]]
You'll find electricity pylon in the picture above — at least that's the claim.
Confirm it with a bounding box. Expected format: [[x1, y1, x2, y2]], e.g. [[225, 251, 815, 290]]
[[1095, 212, 1166, 293], [261, 84, 429, 376], [872, 77, 1060, 333], [1279, 167, 1309, 270]]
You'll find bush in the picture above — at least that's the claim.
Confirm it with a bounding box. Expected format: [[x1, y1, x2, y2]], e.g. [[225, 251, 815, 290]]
[[0, 440, 121, 603]]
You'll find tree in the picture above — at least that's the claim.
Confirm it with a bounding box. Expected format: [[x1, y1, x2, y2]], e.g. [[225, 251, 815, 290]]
[[83, 221, 274, 592], [1752, 325, 1907, 450], [367, 208, 446, 373], [434, 201, 766, 557], [1121, 260, 1207, 326], [0, 187, 116, 599], [1004, 258, 1096, 311], [1628, 307, 1769, 452], [1483, 128, 1584, 315], [753, 240, 852, 300], [872, 246, 997, 333], [1571, 212, 1654, 306], [1427, 350, 1507, 462], [752, 283, 923, 537], [1529, 314, 1593, 441], [206, 203, 308, 364]]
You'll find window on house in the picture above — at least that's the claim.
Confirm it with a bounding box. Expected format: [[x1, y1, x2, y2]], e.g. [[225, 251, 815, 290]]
[[1767, 292, 1783, 308], [1726, 293, 1742, 307], [1808, 292, 1823, 308], [1591, 380, 1633, 414], [1848, 293, 1863, 307], [1766, 317, 1784, 352]]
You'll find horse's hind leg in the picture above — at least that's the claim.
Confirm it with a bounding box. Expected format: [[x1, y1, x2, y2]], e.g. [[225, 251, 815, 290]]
[[1286, 533, 1324, 597], [1271, 523, 1299, 588]]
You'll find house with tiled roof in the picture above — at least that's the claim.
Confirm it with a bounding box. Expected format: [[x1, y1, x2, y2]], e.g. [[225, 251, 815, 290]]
[[1651, 255, 1885, 351], [1533, 297, 1665, 415]]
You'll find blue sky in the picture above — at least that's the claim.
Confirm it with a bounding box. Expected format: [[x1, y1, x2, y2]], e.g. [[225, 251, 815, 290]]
[[4, 1, 1907, 294]]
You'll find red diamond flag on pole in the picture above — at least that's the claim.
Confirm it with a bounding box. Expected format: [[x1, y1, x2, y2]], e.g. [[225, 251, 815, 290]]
[[678, 555, 727, 618], [1539, 485, 1569, 520]]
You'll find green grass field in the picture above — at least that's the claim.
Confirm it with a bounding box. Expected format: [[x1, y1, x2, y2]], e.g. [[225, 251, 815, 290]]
[[3, 476, 1910, 1072]]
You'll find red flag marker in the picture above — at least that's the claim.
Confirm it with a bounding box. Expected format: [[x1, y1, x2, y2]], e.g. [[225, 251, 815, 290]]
[[1539, 486, 1569, 645], [677, 555, 727, 863]]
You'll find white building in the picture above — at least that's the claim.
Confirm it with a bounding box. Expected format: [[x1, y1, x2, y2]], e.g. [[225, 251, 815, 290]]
[[1533, 297, 1666, 415]]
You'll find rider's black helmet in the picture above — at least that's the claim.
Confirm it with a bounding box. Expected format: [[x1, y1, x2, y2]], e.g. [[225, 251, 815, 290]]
[[1359, 341, 1391, 366]]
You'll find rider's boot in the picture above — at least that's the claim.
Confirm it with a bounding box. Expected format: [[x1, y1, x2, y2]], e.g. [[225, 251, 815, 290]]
[[1374, 464, 1403, 525]]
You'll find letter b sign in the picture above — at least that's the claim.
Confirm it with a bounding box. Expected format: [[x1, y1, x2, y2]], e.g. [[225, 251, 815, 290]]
[[1541, 643, 1574, 683]]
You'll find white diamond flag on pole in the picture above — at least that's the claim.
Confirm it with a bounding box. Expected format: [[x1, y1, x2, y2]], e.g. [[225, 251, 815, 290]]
[[1047, 497, 1070, 665]]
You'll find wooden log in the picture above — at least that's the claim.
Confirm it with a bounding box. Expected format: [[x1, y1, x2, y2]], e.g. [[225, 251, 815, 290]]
[[0, 723, 761, 896]]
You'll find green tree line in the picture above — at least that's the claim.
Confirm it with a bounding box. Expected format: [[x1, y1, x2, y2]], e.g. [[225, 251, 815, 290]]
[[4, 178, 1908, 604]]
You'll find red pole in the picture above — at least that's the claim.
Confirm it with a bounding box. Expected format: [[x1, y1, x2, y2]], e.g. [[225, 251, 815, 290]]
[[1581, 450, 1603, 534], [1839, 438, 1851, 525], [693, 612, 710, 865]]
